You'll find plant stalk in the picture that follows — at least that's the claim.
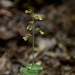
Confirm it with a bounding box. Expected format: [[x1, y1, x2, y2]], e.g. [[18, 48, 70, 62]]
[[31, 12, 35, 70], [32, 13, 34, 64]]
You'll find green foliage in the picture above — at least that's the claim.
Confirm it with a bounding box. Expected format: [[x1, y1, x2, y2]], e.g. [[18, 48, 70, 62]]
[[25, 64, 43, 71], [20, 67, 37, 75], [20, 67, 28, 74], [20, 64, 43, 75], [20, 9, 44, 75]]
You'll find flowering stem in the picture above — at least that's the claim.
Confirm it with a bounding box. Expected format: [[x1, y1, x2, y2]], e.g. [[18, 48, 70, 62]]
[[31, 12, 35, 70]]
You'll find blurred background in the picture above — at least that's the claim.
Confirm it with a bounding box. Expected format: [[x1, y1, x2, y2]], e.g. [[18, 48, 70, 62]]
[[0, 0, 75, 75]]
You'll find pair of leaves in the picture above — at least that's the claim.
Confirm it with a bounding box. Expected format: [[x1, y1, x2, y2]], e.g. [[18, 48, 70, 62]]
[[20, 64, 43, 75], [24, 64, 43, 71], [20, 67, 37, 75], [36, 28, 44, 35], [23, 34, 32, 41]]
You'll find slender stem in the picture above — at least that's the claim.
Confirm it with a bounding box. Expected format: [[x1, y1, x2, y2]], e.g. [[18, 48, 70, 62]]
[[32, 12, 34, 64], [31, 12, 35, 70]]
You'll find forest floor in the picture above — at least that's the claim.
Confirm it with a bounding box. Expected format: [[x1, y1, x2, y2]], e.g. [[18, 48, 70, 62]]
[[0, 0, 75, 75]]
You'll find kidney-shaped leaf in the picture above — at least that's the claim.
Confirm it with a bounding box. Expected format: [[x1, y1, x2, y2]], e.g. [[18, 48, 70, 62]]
[[23, 71, 37, 75], [20, 67, 28, 74], [20, 67, 37, 75], [25, 64, 43, 71]]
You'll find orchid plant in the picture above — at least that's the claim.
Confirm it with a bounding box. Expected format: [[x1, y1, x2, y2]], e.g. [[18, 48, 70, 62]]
[[20, 9, 44, 75]]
